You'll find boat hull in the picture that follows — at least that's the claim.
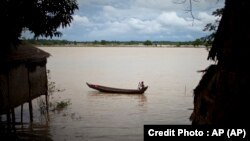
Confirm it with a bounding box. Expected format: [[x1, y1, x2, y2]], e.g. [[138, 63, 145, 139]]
[[86, 82, 148, 94]]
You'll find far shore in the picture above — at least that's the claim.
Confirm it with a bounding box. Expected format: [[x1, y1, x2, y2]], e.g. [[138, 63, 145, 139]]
[[36, 44, 207, 48]]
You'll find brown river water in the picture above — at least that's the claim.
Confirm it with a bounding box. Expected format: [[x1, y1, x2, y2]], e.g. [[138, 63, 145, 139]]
[[5, 47, 213, 141]]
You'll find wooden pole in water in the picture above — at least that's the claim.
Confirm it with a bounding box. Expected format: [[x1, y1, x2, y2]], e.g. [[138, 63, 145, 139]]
[[45, 66, 49, 121], [45, 95, 49, 113], [45, 94, 49, 121], [27, 70, 33, 123], [21, 104, 23, 127], [11, 108, 16, 132], [7, 109, 11, 132], [29, 101, 33, 122]]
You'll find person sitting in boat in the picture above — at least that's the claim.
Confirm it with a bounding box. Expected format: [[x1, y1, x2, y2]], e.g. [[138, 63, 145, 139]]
[[138, 81, 145, 90]]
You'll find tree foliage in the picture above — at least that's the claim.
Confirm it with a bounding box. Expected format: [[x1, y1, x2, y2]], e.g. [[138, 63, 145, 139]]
[[143, 40, 153, 46], [192, 39, 203, 47], [202, 8, 224, 47], [191, 0, 250, 126], [1, 0, 78, 51]]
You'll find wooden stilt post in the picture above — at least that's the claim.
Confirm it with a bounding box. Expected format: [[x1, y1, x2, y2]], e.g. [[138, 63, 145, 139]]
[[7, 110, 11, 132], [21, 104, 23, 122], [29, 101, 33, 122], [45, 95, 49, 113], [11, 108, 16, 132], [45, 95, 50, 121], [21, 104, 23, 128]]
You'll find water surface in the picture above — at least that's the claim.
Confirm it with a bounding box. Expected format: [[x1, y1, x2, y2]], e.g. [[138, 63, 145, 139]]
[[32, 47, 212, 140]]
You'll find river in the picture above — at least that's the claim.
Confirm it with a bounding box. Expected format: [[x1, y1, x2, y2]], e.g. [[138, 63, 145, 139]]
[[13, 47, 213, 141]]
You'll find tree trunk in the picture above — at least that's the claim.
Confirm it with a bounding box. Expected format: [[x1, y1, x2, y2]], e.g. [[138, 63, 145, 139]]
[[190, 0, 250, 125]]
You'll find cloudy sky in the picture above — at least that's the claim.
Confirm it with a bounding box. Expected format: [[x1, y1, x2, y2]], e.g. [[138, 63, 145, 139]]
[[38, 0, 225, 41]]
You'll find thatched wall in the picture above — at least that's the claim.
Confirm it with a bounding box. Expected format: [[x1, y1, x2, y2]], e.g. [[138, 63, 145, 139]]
[[0, 44, 49, 115], [29, 65, 48, 100], [8, 64, 30, 108]]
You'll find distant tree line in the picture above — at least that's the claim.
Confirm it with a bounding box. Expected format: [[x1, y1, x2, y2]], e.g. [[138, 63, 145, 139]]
[[24, 39, 204, 47]]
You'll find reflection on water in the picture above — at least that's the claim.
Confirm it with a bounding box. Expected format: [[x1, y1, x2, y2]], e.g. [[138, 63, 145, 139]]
[[0, 115, 52, 141], [88, 92, 147, 107], [15, 123, 52, 141]]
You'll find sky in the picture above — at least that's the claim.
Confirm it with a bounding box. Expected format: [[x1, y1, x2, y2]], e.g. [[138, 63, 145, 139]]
[[25, 0, 225, 42]]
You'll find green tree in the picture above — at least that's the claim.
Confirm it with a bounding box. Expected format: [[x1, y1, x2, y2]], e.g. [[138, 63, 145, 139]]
[[143, 40, 152, 46], [175, 42, 181, 47], [1, 0, 78, 52], [202, 8, 223, 48], [192, 39, 203, 47], [191, 0, 250, 126], [101, 40, 107, 45], [93, 40, 99, 44]]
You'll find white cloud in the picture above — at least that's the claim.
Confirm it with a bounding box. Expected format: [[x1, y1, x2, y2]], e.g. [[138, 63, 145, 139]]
[[72, 15, 90, 26], [102, 5, 121, 20], [56, 0, 225, 41], [107, 21, 130, 33], [183, 12, 218, 32], [134, 0, 183, 11], [127, 18, 146, 30], [157, 12, 190, 26], [197, 12, 217, 23], [127, 18, 162, 34]]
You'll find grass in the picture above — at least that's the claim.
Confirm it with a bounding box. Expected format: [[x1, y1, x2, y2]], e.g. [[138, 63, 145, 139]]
[[37, 70, 70, 114], [53, 99, 71, 111]]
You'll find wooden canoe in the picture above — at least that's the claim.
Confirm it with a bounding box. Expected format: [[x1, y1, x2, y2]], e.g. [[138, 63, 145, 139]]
[[86, 82, 148, 94]]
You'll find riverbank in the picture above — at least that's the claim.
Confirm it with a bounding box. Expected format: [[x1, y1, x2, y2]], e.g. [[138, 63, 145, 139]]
[[23, 39, 207, 48], [36, 44, 206, 48]]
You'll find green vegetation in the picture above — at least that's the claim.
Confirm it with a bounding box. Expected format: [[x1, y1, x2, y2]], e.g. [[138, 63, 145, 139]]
[[194, 8, 223, 50], [54, 100, 71, 111], [192, 39, 203, 47], [143, 40, 153, 46], [24, 39, 203, 47], [202, 8, 223, 47], [2, 0, 78, 52], [37, 70, 69, 114]]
